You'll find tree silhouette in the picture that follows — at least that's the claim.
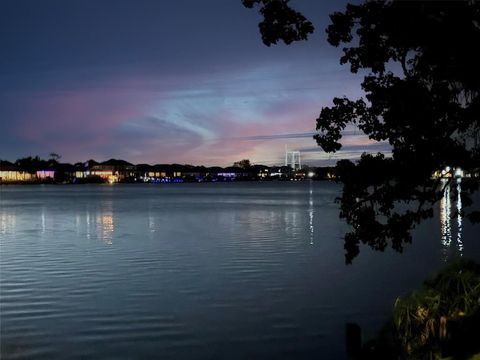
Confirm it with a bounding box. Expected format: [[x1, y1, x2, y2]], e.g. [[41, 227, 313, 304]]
[[49, 152, 61, 163], [244, 0, 480, 263], [15, 156, 49, 174], [242, 0, 314, 46], [233, 159, 251, 169]]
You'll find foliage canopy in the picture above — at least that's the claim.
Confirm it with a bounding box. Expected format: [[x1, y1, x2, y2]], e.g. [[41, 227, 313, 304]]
[[244, 0, 480, 262]]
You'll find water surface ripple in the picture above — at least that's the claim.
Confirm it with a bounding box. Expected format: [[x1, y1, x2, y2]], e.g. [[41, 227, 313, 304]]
[[1, 182, 478, 359]]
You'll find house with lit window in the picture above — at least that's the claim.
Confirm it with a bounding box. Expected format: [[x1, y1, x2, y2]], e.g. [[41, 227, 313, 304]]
[[89, 159, 136, 183], [36, 169, 56, 180], [0, 161, 34, 182]]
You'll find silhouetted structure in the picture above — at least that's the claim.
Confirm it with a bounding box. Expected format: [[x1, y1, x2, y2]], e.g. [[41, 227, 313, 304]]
[[244, 0, 480, 263]]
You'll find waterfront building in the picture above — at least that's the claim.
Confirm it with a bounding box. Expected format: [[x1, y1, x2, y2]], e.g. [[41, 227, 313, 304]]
[[0, 161, 34, 182], [90, 159, 136, 183]]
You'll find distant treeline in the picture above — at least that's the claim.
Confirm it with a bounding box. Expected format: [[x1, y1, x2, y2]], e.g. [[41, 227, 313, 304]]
[[0, 156, 337, 184]]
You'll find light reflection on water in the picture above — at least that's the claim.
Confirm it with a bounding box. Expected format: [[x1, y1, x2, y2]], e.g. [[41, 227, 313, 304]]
[[1, 182, 479, 360], [81, 202, 115, 244], [97, 201, 114, 245], [41, 206, 46, 235], [456, 181, 464, 254], [86, 209, 91, 240], [309, 182, 314, 245], [440, 179, 463, 260], [148, 209, 156, 233], [0, 212, 15, 235]]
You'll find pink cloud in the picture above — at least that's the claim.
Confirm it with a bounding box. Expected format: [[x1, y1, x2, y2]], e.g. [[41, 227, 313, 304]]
[[5, 60, 363, 166]]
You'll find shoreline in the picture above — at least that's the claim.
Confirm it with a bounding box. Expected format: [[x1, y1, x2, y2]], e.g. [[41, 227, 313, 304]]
[[0, 178, 332, 186]]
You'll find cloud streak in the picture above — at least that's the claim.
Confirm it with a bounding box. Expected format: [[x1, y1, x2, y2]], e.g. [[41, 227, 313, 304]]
[[232, 132, 317, 141], [0, 1, 373, 166]]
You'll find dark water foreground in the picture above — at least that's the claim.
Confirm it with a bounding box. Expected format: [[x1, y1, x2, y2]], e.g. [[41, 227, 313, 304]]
[[1, 182, 479, 359]]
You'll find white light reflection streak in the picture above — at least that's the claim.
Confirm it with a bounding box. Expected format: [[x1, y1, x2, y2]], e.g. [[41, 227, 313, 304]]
[[149, 208, 155, 233], [0, 212, 16, 236], [97, 201, 114, 245], [456, 179, 463, 255], [100, 213, 114, 245], [440, 179, 463, 261], [86, 210, 91, 240], [75, 213, 81, 235], [309, 182, 314, 245], [41, 206, 46, 234]]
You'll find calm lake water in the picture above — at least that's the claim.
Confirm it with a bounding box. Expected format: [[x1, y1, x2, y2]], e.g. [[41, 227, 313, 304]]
[[1, 182, 479, 359]]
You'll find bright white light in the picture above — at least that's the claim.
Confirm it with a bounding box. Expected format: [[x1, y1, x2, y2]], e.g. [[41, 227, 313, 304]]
[[308, 172, 315, 178]]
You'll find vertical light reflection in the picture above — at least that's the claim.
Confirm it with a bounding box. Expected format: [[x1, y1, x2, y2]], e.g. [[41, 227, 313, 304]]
[[284, 210, 299, 239], [0, 211, 16, 236], [292, 211, 298, 230], [86, 209, 91, 240], [308, 183, 314, 245], [101, 213, 114, 245], [440, 179, 463, 260], [440, 180, 451, 248], [456, 179, 463, 255], [149, 209, 156, 233], [96, 201, 114, 245], [75, 213, 81, 235], [41, 206, 46, 235]]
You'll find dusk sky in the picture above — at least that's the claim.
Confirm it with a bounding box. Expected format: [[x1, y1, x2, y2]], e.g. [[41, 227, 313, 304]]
[[0, 0, 389, 166]]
